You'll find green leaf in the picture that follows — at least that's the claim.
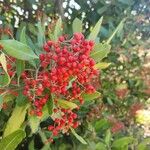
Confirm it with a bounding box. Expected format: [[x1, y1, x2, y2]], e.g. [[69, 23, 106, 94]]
[[70, 128, 87, 145], [16, 22, 26, 40], [0, 130, 26, 150], [47, 99, 54, 115], [118, 0, 134, 5], [18, 26, 26, 78], [82, 91, 101, 101], [42, 104, 51, 121], [2, 94, 15, 103], [16, 92, 28, 106], [96, 142, 107, 150], [19, 27, 31, 73], [88, 16, 103, 41], [0, 40, 38, 60], [0, 74, 10, 88], [39, 130, 51, 150], [3, 104, 29, 137], [106, 18, 126, 44], [94, 62, 111, 69], [104, 129, 111, 146], [137, 138, 150, 150], [16, 60, 25, 78], [20, 26, 27, 44], [112, 137, 135, 148], [28, 138, 35, 150], [0, 53, 10, 87], [54, 18, 62, 41], [28, 116, 40, 134], [57, 99, 77, 110], [107, 98, 113, 106], [94, 119, 110, 132], [37, 21, 45, 48], [72, 18, 82, 33], [28, 23, 37, 36], [91, 43, 111, 62]]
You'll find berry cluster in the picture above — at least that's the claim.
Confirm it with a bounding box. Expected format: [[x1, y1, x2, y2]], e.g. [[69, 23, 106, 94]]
[[41, 33, 97, 96], [22, 75, 48, 116], [48, 108, 79, 137], [111, 121, 124, 133], [108, 116, 125, 133], [23, 33, 99, 139]]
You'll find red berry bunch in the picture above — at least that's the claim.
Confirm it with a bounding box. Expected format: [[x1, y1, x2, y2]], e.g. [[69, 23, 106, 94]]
[[111, 121, 124, 133], [41, 33, 98, 96], [22, 76, 47, 116], [23, 33, 99, 139], [48, 108, 79, 136], [108, 116, 125, 133]]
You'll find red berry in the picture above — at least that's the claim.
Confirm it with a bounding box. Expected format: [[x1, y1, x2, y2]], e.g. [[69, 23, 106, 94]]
[[43, 43, 50, 52], [47, 40, 53, 46], [36, 111, 42, 117]]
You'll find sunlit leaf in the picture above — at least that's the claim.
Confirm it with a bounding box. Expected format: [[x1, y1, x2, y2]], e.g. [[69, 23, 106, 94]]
[[88, 16, 103, 41], [57, 99, 77, 110], [82, 91, 101, 101], [3, 104, 29, 137], [28, 116, 40, 134], [94, 62, 111, 69], [0, 53, 10, 87], [91, 43, 111, 62], [0, 130, 26, 150]]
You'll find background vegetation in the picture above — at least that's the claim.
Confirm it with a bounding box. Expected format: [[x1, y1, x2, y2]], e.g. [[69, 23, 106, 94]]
[[0, 0, 150, 150]]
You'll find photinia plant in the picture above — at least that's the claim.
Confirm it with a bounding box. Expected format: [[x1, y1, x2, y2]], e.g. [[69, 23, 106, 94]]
[[0, 17, 124, 149]]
